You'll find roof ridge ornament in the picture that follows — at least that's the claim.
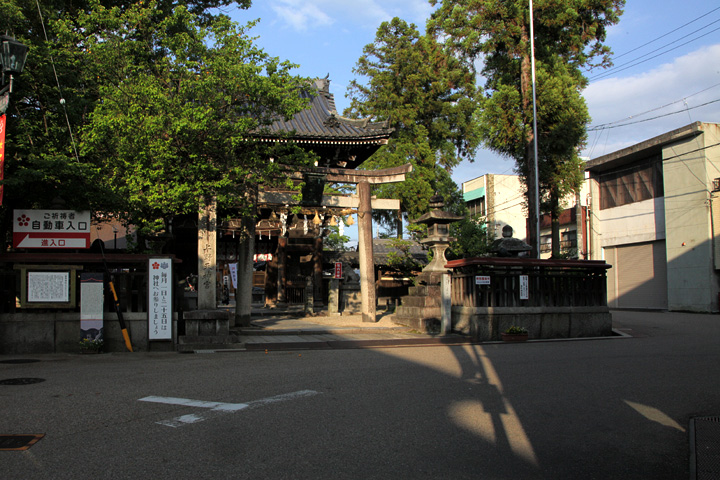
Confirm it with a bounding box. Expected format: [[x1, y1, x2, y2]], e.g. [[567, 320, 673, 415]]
[[323, 114, 341, 128]]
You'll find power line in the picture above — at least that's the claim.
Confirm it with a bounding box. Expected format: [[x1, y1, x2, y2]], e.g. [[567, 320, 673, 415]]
[[610, 6, 720, 62], [588, 82, 720, 130], [35, 0, 80, 163], [589, 23, 720, 81], [587, 6, 720, 80], [587, 97, 720, 131]]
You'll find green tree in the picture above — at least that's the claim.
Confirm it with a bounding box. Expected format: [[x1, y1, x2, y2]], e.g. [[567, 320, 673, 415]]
[[429, 0, 623, 256], [73, 2, 313, 239], [0, 0, 252, 244], [447, 215, 490, 260], [346, 17, 480, 235], [323, 226, 351, 252]]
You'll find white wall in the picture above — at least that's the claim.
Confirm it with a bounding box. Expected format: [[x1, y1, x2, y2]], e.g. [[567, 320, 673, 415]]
[[597, 197, 666, 248], [663, 128, 718, 311], [490, 174, 527, 241]]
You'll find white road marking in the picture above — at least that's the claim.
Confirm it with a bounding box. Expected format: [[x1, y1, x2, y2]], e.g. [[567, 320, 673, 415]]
[[139, 390, 320, 428]]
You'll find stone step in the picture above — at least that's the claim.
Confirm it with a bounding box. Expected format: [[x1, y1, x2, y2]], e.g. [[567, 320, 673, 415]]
[[177, 335, 241, 352], [400, 296, 442, 308], [177, 343, 242, 353], [408, 284, 441, 297], [394, 306, 441, 320]]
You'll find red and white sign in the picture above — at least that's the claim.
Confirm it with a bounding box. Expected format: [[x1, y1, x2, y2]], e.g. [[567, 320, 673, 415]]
[[475, 275, 491, 285], [149, 257, 173, 341], [334, 262, 342, 279], [13, 209, 92, 249]]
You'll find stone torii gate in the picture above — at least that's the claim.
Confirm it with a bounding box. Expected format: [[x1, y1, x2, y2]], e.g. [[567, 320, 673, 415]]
[[283, 163, 412, 323], [195, 163, 411, 324]]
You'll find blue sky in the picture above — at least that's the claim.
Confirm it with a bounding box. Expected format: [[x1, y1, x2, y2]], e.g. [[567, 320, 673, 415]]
[[224, 1, 720, 242]]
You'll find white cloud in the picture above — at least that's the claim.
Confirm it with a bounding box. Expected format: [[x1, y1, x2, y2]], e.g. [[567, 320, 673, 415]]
[[269, 0, 432, 32], [584, 43, 720, 158], [270, 0, 334, 32]]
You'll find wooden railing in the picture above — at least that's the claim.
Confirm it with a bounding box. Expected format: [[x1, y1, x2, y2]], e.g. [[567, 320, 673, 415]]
[[446, 257, 610, 309]]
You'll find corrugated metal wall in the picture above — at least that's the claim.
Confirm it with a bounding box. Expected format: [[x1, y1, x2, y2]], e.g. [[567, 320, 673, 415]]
[[605, 241, 668, 309]]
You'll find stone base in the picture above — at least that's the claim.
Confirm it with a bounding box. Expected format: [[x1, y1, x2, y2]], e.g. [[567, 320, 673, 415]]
[[451, 306, 612, 341], [180, 310, 233, 350], [393, 279, 443, 333], [341, 285, 362, 314]]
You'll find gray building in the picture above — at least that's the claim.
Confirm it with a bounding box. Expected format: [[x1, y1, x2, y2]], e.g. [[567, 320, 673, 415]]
[[585, 122, 720, 312]]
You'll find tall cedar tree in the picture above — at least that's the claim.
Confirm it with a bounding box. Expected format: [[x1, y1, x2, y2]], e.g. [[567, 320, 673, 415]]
[[345, 18, 480, 235], [429, 0, 623, 256]]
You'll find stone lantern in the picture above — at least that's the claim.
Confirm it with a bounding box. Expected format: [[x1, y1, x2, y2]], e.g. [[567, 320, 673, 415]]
[[414, 194, 464, 273], [393, 194, 463, 332]]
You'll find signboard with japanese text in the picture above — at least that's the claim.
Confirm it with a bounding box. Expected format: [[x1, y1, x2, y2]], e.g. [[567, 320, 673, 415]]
[[148, 258, 173, 341], [28, 271, 69, 303], [229, 263, 238, 289], [13, 209, 91, 249], [475, 275, 491, 285], [80, 273, 104, 342], [334, 262, 342, 279], [519, 275, 529, 300]]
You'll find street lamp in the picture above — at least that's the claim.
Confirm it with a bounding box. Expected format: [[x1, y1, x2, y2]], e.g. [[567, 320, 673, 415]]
[[0, 35, 30, 114]]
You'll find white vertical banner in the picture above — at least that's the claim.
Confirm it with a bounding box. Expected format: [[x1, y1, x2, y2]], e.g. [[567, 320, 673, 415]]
[[80, 273, 104, 340], [149, 257, 173, 340], [229, 263, 238, 289], [519, 275, 529, 300]]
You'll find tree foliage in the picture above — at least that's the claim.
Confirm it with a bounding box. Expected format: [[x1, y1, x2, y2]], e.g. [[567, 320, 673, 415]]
[[447, 215, 491, 260], [429, 0, 623, 254], [1, 0, 313, 243], [346, 17, 480, 231], [68, 2, 312, 235]]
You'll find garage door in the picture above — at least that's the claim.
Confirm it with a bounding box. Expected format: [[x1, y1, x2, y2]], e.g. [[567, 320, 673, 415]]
[[605, 241, 667, 309]]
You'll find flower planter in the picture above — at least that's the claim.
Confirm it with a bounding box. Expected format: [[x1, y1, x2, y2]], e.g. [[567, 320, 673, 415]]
[[501, 333, 529, 342]]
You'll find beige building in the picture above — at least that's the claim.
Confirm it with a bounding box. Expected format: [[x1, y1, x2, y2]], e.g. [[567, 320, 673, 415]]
[[463, 173, 587, 259], [462, 174, 528, 241], [585, 122, 720, 312]]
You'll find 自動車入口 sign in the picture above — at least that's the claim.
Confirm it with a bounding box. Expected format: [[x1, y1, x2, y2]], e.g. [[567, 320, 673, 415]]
[[13, 209, 91, 249]]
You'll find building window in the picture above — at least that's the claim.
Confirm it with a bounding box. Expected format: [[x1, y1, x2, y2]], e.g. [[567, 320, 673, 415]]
[[467, 197, 486, 217], [599, 155, 663, 210], [540, 234, 552, 253], [561, 230, 577, 250]]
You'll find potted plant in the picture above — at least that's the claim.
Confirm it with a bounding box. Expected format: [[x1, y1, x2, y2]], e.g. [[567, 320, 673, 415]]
[[501, 326, 529, 342], [79, 338, 104, 354]]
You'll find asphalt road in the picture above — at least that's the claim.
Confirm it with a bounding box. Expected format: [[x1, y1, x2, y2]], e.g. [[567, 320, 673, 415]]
[[1, 310, 718, 479]]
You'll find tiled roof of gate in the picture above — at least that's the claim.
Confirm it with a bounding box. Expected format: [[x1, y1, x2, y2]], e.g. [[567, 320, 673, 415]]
[[262, 77, 393, 143]]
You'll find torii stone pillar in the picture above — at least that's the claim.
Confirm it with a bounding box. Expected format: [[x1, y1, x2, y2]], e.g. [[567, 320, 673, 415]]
[[357, 181, 375, 322]]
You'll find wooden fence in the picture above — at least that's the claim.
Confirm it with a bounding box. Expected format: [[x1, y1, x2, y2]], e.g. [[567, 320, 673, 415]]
[[446, 257, 610, 309]]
